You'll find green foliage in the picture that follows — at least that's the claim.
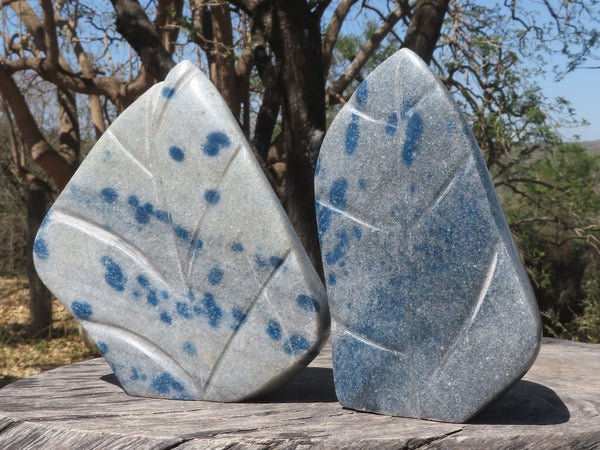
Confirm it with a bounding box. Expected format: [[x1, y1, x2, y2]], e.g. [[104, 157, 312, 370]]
[[498, 143, 600, 342]]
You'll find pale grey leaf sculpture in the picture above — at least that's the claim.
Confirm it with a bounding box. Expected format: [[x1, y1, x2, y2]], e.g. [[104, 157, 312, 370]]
[[315, 49, 541, 422], [34, 61, 329, 401]]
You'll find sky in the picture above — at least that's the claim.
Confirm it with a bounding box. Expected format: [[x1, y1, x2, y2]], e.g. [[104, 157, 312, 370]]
[[539, 68, 600, 142], [333, 1, 600, 144]]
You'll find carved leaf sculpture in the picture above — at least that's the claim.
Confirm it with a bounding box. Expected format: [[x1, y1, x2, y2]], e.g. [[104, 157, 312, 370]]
[[34, 61, 329, 401], [315, 49, 541, 422]]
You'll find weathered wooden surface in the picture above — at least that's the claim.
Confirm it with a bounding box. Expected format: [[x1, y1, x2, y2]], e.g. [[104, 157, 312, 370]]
[[0, 338, 598, 449]]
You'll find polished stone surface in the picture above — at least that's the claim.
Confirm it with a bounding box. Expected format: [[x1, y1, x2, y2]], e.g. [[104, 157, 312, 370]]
[[315, 49, 542, 422], [34, 61, 329, 402]]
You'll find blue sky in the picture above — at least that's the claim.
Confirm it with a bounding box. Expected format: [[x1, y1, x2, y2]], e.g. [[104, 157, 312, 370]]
[[333, 1, 599, 143], [539, 68, 600, 142]]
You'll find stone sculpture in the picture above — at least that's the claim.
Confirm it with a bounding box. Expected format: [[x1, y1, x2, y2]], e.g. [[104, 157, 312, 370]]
[[33, 61, 329, 401], [315, 48, 542, 422]]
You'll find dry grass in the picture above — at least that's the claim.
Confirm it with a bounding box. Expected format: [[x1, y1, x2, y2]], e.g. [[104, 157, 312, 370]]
[[0, 277, 100, 387]]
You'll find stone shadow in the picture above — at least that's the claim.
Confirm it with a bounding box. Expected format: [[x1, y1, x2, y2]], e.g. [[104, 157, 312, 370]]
[[101, 373, 121, 388], [252, 367, 337, 404], [471, 380, 570, 425], [101, 367, 338, 404]]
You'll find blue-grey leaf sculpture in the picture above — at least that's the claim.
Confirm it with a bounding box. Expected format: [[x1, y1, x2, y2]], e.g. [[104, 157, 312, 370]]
[[34, 61, 329, 401], [315, 49, 542, 422]]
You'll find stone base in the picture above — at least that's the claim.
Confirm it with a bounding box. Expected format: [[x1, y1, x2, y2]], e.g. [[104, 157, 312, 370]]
[[0, 338, 598, 449]]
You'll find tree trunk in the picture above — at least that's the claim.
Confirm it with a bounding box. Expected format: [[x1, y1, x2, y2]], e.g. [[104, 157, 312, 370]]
[[260, 1, 326, 278], [57, 87, 80, 169], [25, 187, 52, 336], [401, 0, 450, 64]]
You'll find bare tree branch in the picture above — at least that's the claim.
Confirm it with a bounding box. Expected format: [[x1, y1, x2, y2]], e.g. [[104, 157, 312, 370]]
[[39, 0, 59, 65], [322, 0, 359, 77], [110, 0, 175, 80], [326, 2, 406, 107], [0, 66, 73, 189]]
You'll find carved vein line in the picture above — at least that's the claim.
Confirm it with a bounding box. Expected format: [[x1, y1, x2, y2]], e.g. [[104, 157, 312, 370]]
[[203, 248, 292, 393], [347, 107, 388, 126], [186, 144, 243, 278], [409, 155, 471, 231], [316, 200, 382, 232], [153, 66, 196, 127], [467, 245, 499, 329], [106, 130, 153, 179], [51, 209, 168, 287], [82, 320, 200, 395], [149, 66, 197, 285], [334, 320, 406, 357], [420, 242, 501, 398]]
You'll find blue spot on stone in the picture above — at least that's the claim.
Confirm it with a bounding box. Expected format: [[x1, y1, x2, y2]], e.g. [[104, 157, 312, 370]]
[[353, 226, 362, 240], [135, 202, 154, 224], [183, 341, 197, 356], [169, 145, 185, 162], [154, 209, 171, 223], [202, 131, 231, 157], [127, 195, 139, 206], [131, 367, 140, 380], [174, 226, 190, 241], [358, 179, 367, 190], [133, 290, 141, 298], [162, 87, 176, 99], [151, 372, 184, 394], [267, 320, 282, 340], [296, 294, 320, 313], [345, 120, 359, 155], [400, 99, 418, 119], [325, 229, 349, 266], [160, 311, 172, 324], [316, 203, 332, 237], [147, 290, 158, 306], [204, 189, 221, 205], [255, 255, 269, 269], [33, 238, 49, 260], [386, 112, 398, 136], [270, 256, 284, 269], [97, 341, 108, 354], [329, 178, 348, 210], [176, 302, 193, 319], [194, 293, 222, 327], [283, 335, 310, 355], [137, 275, 150, 287], [101, 256, 127, 291], [161, 290, 169, 299], [208, 268, 223, 285], [328, 272, 337, 285], [402, 112, 424, 167], [355, 80, 368, 106], [231, 242, 244, 252], [72, 301, 93, 319], [100, 187, 118, 203], [231, 308, 247, 331], [446, 119, 454, 134], [191, 238, 203, 249]]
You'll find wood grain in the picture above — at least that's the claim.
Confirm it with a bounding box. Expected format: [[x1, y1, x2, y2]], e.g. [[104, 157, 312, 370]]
[[0, 338, 598, 449]]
